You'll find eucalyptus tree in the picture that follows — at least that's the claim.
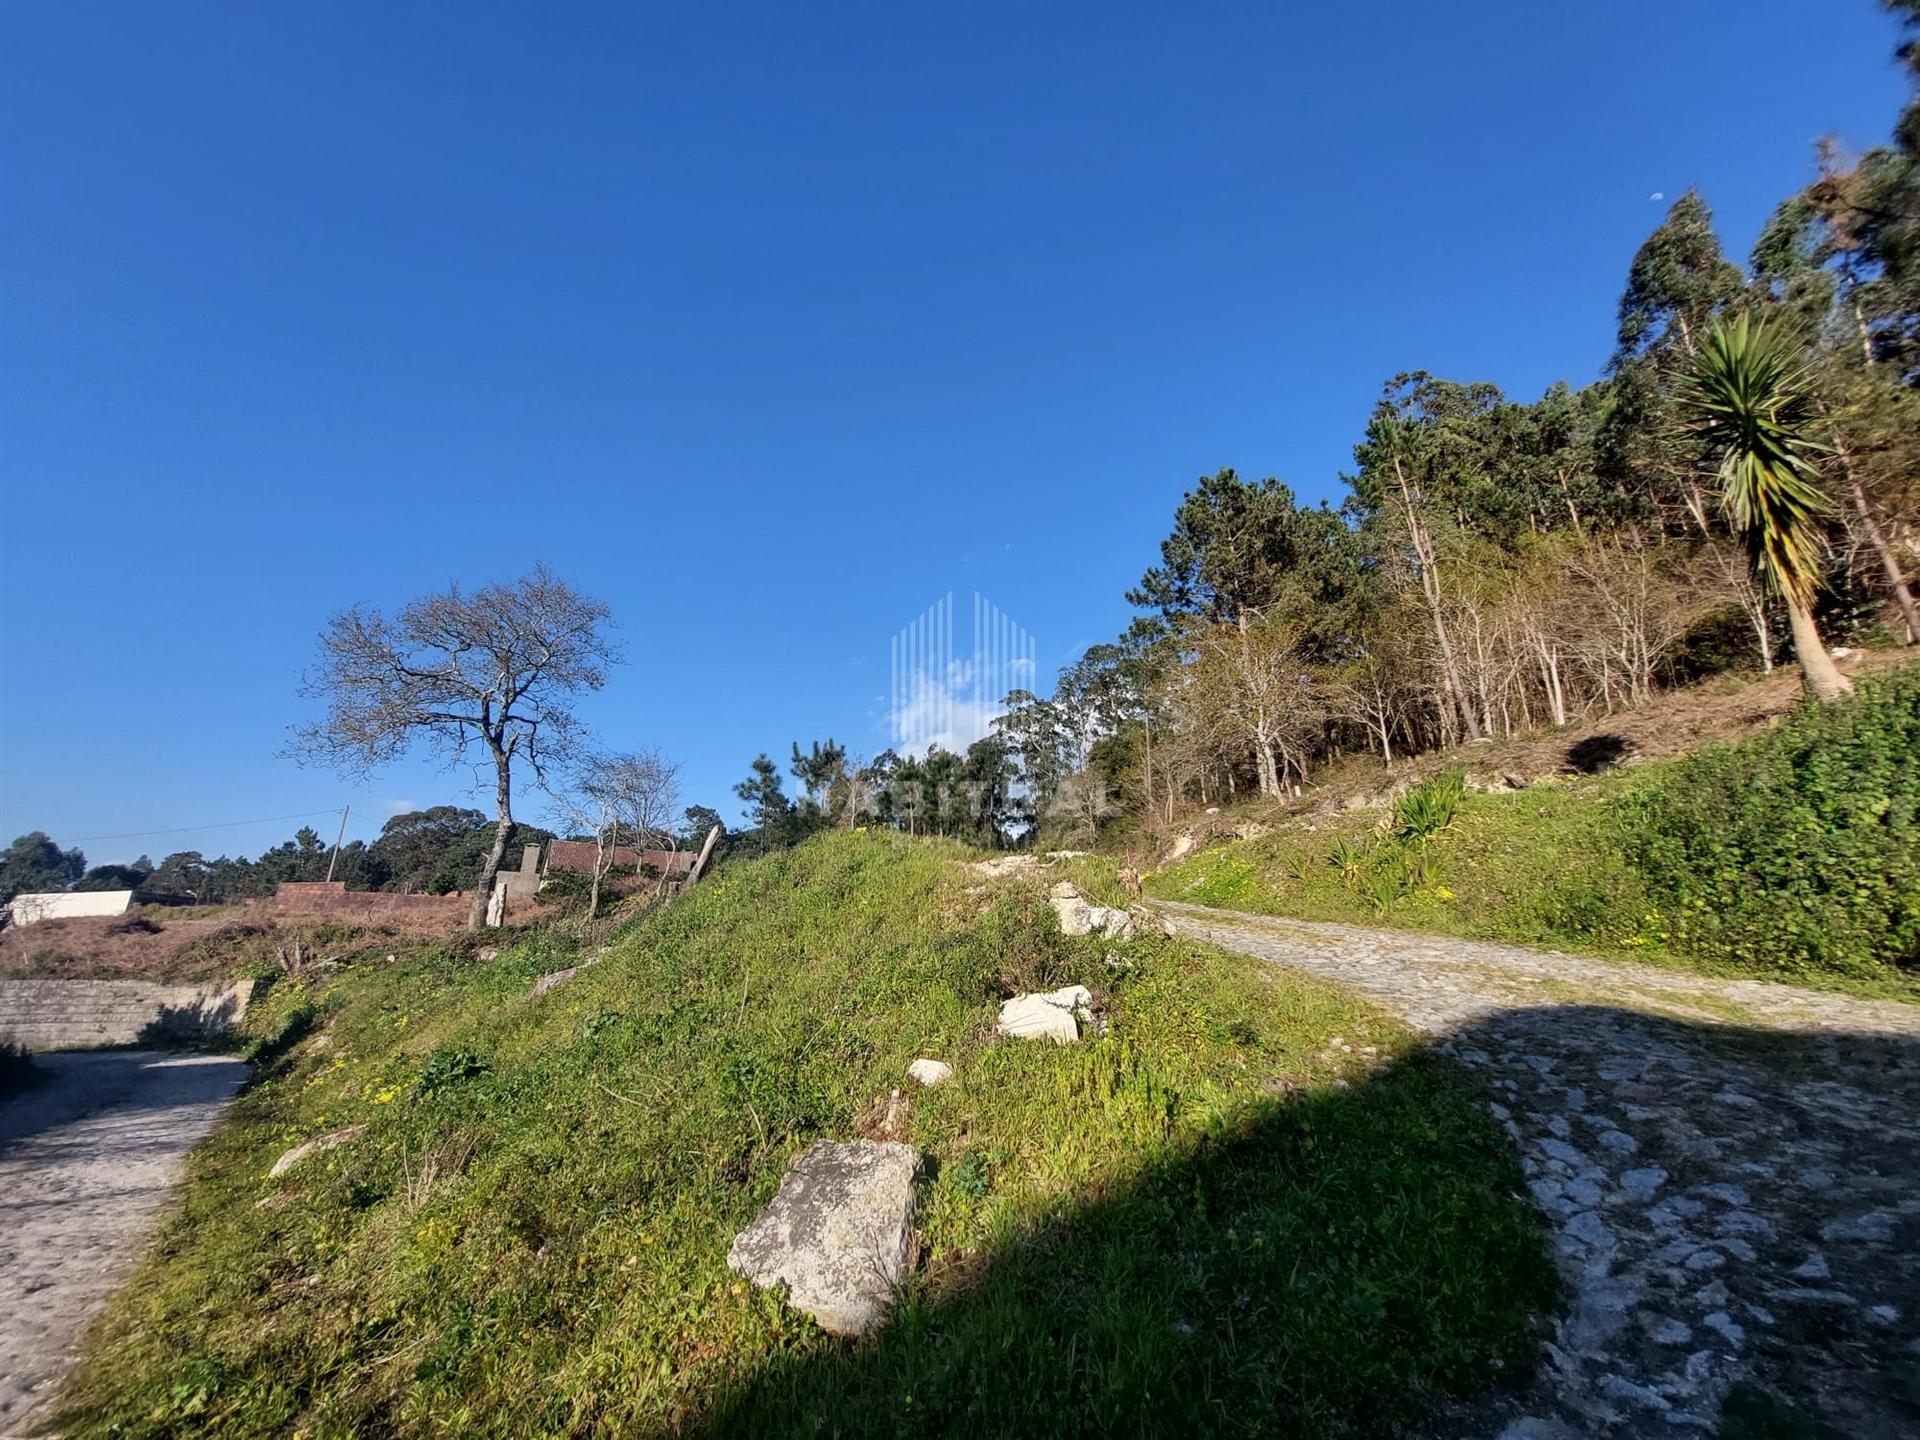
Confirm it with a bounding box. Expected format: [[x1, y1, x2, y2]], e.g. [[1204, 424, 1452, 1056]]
[[292, 565, 618, 929]]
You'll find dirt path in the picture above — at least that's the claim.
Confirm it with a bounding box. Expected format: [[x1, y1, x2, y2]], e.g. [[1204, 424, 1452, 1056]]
[[0, 1050, 247, 1436], [1156, 901, 1920, 1439]]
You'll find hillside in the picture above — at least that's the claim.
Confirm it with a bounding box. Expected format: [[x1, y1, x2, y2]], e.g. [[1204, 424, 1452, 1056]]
[[1147, 664, 1920, 997], [50, 832, 1552, 1438]]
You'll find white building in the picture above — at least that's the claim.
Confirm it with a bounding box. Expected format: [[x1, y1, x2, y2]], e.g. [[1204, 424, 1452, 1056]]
[[5, 890, 135, 926]]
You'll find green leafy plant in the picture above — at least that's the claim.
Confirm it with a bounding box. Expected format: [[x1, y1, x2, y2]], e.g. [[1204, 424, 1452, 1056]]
[[1393, 770, 1465, 844], [413, 1044, 489, 1097], [1619, 667, 1919, 978]]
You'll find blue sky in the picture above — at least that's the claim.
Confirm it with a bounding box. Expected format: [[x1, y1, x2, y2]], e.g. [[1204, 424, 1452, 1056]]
[[1, 1, 1910, 864]]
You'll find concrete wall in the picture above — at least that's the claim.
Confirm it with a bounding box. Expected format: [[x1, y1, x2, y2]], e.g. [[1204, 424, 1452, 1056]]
[[254, 883, 473, 921], [6, 891, 134, 926], [0, 977, 255, 1052]]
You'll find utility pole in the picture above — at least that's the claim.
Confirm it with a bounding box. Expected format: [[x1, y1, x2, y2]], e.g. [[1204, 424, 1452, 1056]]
[[324, 805, 349, 883]]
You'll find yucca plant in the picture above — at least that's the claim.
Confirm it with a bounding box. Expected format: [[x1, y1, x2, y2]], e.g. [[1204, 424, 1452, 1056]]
[[1680, 314, 1852, 701], [1393, 769, 1466, 843]]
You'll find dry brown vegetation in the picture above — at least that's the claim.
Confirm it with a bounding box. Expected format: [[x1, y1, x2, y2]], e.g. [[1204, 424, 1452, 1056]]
[[0, 905, 478, 983], [1130, 648, 1915, 856]]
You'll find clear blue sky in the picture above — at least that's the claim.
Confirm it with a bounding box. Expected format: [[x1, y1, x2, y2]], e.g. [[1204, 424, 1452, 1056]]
[[1, 1, 1910, 865]]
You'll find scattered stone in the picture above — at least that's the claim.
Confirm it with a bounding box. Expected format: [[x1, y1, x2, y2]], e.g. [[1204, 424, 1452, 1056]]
[[1620, 1166, 1668, 1202], [1598, 1373, 1671, 1411], [1647, 1317, 1691, 1346], [268, 1124, 366, 1180], [1702, 1311, 1744, 1348], [1046, 883, 1135, 939], [726, 1140, 922, 1336], [1539, 1138, 1588, 1168], [1596, 1128, 1639, 1155], [906, 1059, 953, 1087], [1717, 1237, 1757, 1262], [1716, 1209, 1774, 1239], [531, 956, 602, 997], [1564, 1211, 1613, 1249], [1694, 1183, 1749, 1207], [969, 855, 1041, 879], [1820, 1209, 1895, 1244], [1868, 1304, 1900, 1326], [1683, 1248, 1725, 1272], [997, 986, 1092, 1044], [1647, 1196, 1707, 1227]]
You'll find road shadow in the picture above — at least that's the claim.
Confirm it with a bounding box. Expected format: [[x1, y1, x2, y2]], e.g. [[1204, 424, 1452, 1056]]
[[0, 1051, 247, 1157], [698, 1006, 1920, 1439]]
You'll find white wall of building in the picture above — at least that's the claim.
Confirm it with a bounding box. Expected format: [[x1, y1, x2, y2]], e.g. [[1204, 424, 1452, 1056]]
[[5, 890, 135, 926]]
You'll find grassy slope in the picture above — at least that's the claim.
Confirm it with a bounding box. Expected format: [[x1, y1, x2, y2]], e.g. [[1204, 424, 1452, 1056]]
[[1147, 765, 1920, 1002], [56, 832, 1551, 1439], [1148, 773, 1656, 953]]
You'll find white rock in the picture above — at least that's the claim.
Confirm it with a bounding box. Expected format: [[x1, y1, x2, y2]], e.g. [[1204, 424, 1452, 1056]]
[[906, 1058, 953, 1087], [1046, 883, 1136, 939], [997, 986, 1092, 1043], [727, 1140, 922, 1336], [268, 1124, 366, 1180]]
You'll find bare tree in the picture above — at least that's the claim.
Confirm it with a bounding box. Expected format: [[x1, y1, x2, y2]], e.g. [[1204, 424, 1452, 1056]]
[[1180, 615, 1322, 798], [291, 566, 617, 930], [553, 748, 681, 918]]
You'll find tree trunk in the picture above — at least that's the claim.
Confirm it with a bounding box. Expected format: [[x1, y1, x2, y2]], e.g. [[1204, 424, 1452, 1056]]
[[1254, 741, 1281, 799], [1836, 447, 1920, 645], [468, 745, 517, 931], [1391, 454, 1482, 742], [1785, 593, 1853, 703]]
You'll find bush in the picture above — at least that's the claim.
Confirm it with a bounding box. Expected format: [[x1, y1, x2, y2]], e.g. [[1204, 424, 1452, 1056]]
[[1394, 769, 1465, 843], [1620, 668, 1920, 979]]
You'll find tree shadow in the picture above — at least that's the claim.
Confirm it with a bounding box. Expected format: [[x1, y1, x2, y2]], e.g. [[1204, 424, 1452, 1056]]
[[1564, 733, 1634, 774], [698, 1004, 1920, 1439], [701, 1048, 1557, 1438], [0, 1049, 248, 1156]]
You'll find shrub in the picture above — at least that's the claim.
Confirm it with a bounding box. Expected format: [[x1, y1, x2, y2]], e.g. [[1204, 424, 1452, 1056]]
[[1394, 769, 1465, 843], [1619, 668, 1920, 979]]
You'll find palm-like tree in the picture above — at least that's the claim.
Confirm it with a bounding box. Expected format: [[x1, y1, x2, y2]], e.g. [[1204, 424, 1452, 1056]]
[[1681, 314, 1853, 702]]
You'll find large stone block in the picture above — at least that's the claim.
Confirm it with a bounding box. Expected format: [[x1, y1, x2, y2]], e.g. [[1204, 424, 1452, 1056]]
[[727, 1139, 921, 1336]]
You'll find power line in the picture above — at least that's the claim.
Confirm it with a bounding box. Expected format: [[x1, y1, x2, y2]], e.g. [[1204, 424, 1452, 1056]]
[[65, 808, 348, 844]]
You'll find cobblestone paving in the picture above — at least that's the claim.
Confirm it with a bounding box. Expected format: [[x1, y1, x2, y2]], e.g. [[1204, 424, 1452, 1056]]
[[1157, 901, 1920, 1439], [0, 1050, 246, 1436]]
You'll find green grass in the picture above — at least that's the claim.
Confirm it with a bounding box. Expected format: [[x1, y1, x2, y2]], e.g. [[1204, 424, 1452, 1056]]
[[1150, 671, 1920, 999], [1149, 772, 1661, 950], [54, 831, 1552, 1438], [1149, 760, 1920, 1004]]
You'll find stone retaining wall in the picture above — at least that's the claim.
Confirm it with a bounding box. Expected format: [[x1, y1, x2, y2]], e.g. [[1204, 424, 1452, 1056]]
[[0, 978, 255, 1051]]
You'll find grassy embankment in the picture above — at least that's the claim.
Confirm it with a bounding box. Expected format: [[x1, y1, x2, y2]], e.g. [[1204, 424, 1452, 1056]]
[[54, 831, 1552, 1438], [1149, 666, 1920, 1000]]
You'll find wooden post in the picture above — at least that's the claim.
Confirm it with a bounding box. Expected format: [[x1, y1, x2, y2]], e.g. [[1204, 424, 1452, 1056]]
[[324, 805, 349, 883], [669, 825, 722, 903]]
